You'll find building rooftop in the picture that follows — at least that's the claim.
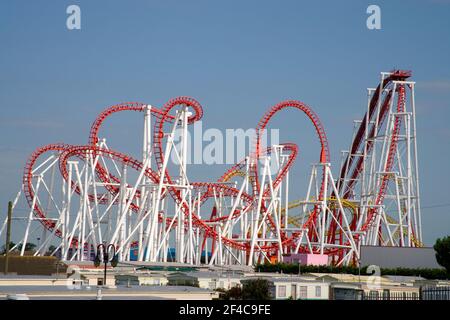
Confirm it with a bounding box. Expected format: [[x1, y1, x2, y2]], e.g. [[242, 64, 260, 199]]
[[269, 277, 329, 284], [0, 284, 217, 300], [382, 275, 426, 282], [0, 274, 67, 280], [186, 271, 243, 279]]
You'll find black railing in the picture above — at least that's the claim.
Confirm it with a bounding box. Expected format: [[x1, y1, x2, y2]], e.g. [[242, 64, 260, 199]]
[[420, 286, 450, 300], [363, 291, 419, 300], [362, 287, 450, 300]]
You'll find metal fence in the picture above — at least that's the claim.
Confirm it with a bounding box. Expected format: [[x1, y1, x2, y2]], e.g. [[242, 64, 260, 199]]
[[363, 291, 419, 300], [420, 286, 450, 300], [362, 287, 450, 300]]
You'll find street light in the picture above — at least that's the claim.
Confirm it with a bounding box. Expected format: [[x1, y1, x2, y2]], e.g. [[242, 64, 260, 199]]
[[55, 260, 64, 277], [358, 259, 361, 283], [94, 243, 118, 287]]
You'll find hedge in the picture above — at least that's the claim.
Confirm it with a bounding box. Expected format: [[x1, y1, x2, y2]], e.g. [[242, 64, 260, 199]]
[[255, 263, 449, 280], [0, 255, 67, 275]]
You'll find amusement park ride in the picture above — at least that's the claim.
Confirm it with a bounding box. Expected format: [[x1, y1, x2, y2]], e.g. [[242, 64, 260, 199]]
[[0, 70, 422, 267]]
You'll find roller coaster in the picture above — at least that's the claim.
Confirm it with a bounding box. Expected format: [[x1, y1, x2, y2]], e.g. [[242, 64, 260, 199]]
[[0, 70, 422, 266]]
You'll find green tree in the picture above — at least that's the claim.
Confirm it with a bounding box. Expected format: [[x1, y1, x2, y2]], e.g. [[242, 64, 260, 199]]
[[241, 279, 271, 300], [46, 245, 57, 255], [1, 241, 16, 254], [434, 236, 450, 272], [218, 286, 243, 300], [18, 242, 37, 252]]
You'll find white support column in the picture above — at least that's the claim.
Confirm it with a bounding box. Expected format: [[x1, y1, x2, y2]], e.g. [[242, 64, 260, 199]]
[[21, 176, 42, 256]]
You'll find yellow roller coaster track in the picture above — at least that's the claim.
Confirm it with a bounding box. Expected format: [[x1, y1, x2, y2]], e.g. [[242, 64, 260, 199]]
[[283, 198, 423, 247], [221, 170, 423, 247]]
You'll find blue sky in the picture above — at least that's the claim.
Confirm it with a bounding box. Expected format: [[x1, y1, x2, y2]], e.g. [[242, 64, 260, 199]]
[[0, 0, 449, 246]]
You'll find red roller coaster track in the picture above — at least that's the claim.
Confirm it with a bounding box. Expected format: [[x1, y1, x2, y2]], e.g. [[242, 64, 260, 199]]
[[21, 70, 418, 263]]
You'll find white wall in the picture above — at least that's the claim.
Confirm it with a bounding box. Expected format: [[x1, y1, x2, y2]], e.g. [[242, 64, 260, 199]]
[[139, 277, 168, 286], [198, 278, 242, 290], [273, 282, 329, 300]]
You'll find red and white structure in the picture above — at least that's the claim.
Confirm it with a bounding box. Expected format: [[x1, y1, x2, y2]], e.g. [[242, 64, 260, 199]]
[[337, 70, 422, 250], [0, 70, 422, 267]]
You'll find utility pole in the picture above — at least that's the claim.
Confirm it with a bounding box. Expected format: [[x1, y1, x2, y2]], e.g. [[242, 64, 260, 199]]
[[4, 201, 13, 275]]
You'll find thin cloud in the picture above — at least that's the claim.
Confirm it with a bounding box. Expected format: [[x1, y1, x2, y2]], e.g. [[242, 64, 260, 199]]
[[417, 80, 450, 92], [438, 127, 450, 138], [429, 0, 450, 3], [0, 119, 65, 129]]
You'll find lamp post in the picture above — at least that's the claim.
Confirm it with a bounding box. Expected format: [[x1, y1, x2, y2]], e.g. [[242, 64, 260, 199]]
[[4, 201, 13, 275], [358, 258, 361, 284], [56, 260, 63, 277], [94, 243, 118, 287]]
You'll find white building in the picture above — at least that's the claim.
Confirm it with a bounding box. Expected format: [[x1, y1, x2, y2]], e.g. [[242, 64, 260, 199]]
[[115, 272, 168, 286], [267, 277, 330, 300], [78, 272, 116, 287], [167, 271, 242, 290]]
